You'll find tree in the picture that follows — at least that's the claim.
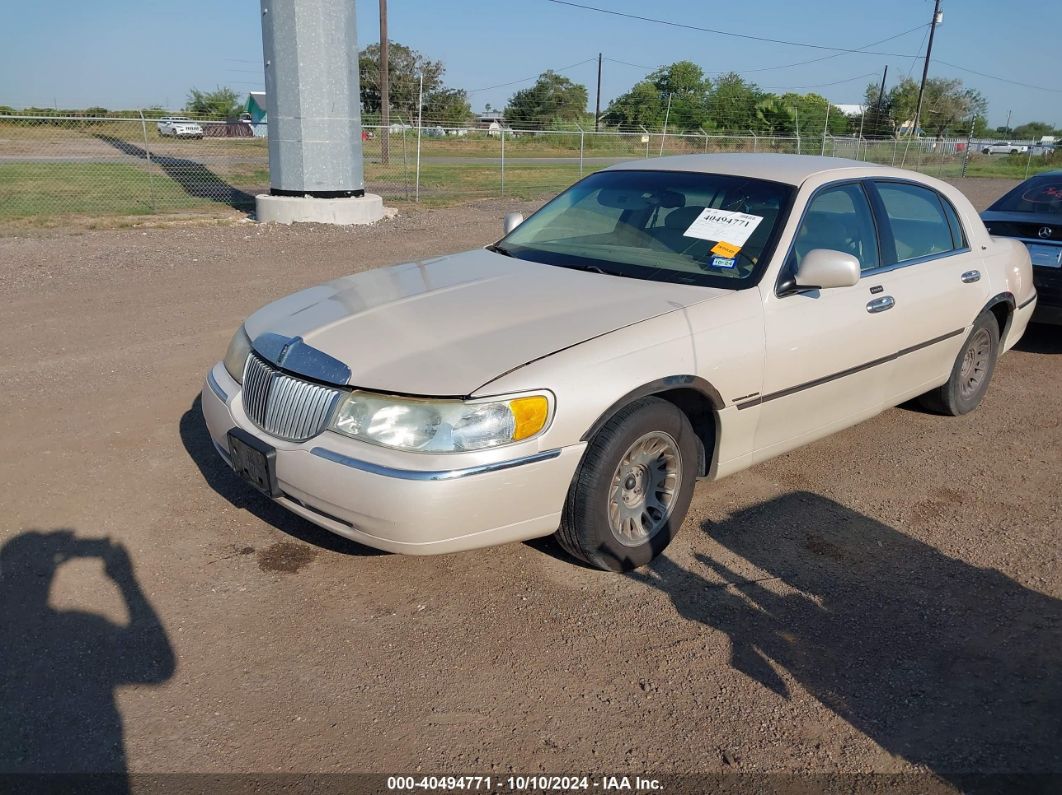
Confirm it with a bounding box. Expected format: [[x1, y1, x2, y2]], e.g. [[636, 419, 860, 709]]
[[505, 71, 588, 129], [877, 77, 987, 137], [1013, 121, 1055, 140], [646, 61, 712, 131], [753, 96, 796, 135], [918, 78, 987, 137], [360, 41, 444, 121], [423, 88, 472, 126], [708, 73, 763, 132], [186, 87, 242, 120], [601, 80, 665, 129], [602, 60, 711, 131]]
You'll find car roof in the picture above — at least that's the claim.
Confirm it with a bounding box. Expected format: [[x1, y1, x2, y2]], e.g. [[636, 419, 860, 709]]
[[604, 153, 926, 187]]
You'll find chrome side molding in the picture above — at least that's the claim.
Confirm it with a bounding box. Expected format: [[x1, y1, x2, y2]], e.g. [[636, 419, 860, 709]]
[[309, 447, 562, 481]]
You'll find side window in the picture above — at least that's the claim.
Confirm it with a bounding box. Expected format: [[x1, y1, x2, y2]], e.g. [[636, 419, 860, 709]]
[[790, 183, 879, 272], [875, 182, 957, 262]]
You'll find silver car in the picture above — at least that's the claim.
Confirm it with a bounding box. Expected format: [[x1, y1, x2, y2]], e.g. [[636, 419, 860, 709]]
[[201, 154, 1035, 571]]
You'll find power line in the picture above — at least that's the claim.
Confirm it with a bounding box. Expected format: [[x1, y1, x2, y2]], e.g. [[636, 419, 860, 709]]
[[466, 57, 596, 93], [934, 59, 1062, 93], [545, 0, 923, 56], [760, 73, 881, 91], [602, 24, 926, 80], [739, 24, 927, 74]]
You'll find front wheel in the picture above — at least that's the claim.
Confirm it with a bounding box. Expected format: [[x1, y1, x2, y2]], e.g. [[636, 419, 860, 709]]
[[918, 311, 1000, 415], [556, 397, 699, 571]]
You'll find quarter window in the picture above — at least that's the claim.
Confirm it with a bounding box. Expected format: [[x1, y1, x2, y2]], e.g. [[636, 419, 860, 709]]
[[790, 183, 879, 272], [875, 182, 957, 262]]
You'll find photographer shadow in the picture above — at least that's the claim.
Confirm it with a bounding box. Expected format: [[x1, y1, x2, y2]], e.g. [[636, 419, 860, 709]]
[[0, 530, 174, 783], [631, 492, 1062, 789]]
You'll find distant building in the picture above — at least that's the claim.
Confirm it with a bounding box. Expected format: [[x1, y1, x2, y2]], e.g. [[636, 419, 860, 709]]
[[476, 110, 504, 126], [834, 104, 866, 117], [245, 91, 268, 137]]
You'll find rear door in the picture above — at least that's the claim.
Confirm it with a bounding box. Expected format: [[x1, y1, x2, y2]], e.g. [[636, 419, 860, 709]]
[[866, 180, 988, 403]]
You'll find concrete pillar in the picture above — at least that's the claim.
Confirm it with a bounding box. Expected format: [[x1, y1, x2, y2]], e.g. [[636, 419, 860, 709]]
[[256, 0, 387, 224]]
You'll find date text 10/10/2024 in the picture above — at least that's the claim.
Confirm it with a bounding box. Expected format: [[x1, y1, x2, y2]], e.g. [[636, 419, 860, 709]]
[[386, 775, 663, 791]]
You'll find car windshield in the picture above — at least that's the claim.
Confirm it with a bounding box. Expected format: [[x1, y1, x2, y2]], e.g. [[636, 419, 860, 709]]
[[988, 175, 1062, 215], [496, 169, 793, 288]]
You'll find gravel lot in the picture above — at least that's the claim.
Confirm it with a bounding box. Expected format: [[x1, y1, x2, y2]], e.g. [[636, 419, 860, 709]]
[[0, 177, 1059, 791]]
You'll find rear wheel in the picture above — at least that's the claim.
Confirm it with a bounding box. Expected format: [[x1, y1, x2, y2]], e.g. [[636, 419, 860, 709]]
[[918, 310, 1000, 415], [556, 397, 699, 571]]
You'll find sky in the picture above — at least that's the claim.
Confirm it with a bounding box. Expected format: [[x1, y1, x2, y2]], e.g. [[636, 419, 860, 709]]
[[1, 0, 1059, 128]]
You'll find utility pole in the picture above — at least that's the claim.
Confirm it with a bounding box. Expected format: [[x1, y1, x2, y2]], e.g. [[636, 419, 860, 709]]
[[379, 0, 390, 165], [821, 102, 830, 156], [595, 52, 602, 132], [911, 0, 942, 143], [875, 65, 888, 137], [1004, 109, 1012, 137]]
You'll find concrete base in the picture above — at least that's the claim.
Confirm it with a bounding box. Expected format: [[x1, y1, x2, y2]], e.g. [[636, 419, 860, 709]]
[[255, 192, 391, 225]]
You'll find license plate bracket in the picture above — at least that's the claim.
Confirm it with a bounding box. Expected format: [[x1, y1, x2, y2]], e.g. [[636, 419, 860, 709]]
[[227, 428, 280, 498]]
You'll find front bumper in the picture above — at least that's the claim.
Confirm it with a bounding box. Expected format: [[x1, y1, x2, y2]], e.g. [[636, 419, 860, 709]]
[[201, 363, 584, 555]]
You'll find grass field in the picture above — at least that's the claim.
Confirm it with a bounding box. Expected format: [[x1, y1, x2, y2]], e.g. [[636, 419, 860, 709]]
[[0, 163, 228, 221], [0, 126, 1056, 227]]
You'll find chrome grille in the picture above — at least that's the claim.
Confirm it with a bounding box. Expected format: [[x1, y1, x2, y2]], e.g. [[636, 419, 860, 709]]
[[241, 354, 342, 442]]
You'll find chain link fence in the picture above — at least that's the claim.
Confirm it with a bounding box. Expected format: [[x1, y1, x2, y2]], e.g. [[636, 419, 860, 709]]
[[0, 112, 1053, 227]]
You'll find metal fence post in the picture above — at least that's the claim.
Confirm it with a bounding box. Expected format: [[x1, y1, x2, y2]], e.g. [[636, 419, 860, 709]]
[[401, 123, 409, 200], [138, 110, 156, 212], [500, 128, 505, 196], [749, 129, 758, 153], [1025, 147, 1034, 179], [699, 128, 709, 153], [577, 125, 584, 176], [961, 118, 974, 177], [640, 126, 650, 158]]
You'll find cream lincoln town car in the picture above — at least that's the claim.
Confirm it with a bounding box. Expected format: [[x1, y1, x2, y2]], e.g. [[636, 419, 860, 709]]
[[202, 154, 1036, 571]]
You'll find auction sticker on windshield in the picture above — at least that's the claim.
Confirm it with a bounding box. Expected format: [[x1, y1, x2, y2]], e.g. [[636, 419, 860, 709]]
[[683, 209, 763, 247]]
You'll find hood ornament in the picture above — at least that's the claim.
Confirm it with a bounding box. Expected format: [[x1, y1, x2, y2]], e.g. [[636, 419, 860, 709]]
[[251, 333, 351, 385]]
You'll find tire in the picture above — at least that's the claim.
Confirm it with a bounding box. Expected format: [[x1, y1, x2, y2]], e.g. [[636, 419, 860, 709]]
[[982, 148, 991, 154], [918, 310, 1000, 416], [556, 397, 699, 571]]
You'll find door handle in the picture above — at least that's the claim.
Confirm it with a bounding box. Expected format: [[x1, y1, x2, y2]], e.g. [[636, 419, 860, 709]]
[[961, 270, 981, 283], [866, 295, 895, 313]]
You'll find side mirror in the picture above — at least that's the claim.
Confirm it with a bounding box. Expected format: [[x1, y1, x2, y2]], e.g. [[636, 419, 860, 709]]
[[503, 212, 524, 235], [794, 248, 860, 290]]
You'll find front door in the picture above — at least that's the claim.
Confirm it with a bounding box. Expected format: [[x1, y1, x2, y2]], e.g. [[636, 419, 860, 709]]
[[753, 181, 900, 461]]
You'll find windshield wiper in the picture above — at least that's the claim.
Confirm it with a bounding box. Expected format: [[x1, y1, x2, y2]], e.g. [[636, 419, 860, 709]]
[[485, 243, 513, 257], [557, 262, 611, 275]]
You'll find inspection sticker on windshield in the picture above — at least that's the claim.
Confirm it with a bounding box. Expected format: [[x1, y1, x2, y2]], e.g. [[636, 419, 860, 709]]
[[711, 241, 741, 258], [709, 256, 737, 269], [683, 208, 763, 247]]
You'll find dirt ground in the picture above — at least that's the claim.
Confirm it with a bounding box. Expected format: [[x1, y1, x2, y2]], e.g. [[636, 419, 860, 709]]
[[0, 176, 1059, 791]]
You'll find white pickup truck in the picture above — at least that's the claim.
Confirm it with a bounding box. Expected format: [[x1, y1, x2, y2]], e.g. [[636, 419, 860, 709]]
[[981, 141, 1027, 155], [156, 117, 204, 139]]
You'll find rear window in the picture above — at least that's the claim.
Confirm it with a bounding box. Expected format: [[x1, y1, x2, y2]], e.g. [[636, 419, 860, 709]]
[[988, 176, 1062, 215], [875, 182, 957, 262]]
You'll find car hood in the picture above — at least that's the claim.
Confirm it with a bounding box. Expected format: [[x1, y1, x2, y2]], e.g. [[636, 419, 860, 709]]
[[243, 248, 726, 395]]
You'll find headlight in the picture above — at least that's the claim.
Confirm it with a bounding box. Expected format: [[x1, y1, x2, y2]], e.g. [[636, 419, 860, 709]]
[[222, 325, 252, 383], [330, 391, 552, 452]]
